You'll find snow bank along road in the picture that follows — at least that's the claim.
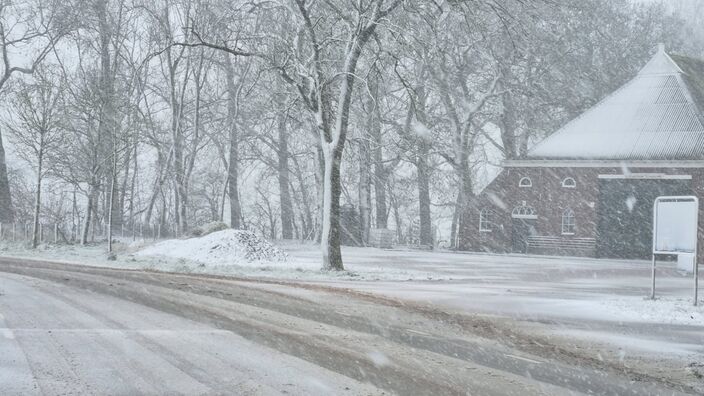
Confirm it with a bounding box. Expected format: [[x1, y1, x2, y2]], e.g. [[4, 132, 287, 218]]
[[0, 258, 696, 395]]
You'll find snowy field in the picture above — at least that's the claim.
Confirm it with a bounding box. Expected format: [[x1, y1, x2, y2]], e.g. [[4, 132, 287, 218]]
[[1, 233, 702, 382]]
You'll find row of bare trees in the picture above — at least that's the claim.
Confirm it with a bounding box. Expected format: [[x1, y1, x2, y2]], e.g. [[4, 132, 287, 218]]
[[0, 0, 700, 269]]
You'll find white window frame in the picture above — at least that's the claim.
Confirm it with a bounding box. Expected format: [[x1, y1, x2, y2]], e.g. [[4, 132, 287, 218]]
[[518, 177, 532, 188], [479, 209, 492, 232], [562, 208, 576, 235], [561, 177, 576, 188]]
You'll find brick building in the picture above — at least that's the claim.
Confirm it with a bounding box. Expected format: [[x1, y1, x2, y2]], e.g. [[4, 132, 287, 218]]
[[461, 45, 704, 262]]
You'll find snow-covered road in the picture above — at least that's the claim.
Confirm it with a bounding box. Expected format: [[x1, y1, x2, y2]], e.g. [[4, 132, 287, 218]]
[[0, 272, 381, 395], [0, 258, 693, 395]]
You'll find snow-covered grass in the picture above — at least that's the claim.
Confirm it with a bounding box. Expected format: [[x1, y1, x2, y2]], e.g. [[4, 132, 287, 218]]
[[0, 236, 449, 281], [596, 296, 704, 326]]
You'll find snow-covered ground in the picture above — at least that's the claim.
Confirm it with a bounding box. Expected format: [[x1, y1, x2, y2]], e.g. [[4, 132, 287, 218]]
[[1, 235, 702, 382], [0, 234, 456, 282], [283, 245, 704, 386]]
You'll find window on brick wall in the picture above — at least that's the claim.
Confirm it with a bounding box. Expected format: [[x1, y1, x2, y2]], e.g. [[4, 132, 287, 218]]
[[479, 209, 493, 232], [562, 208, 576, 235], [562, 177, 576, 188], [519, 177, 532, 187]]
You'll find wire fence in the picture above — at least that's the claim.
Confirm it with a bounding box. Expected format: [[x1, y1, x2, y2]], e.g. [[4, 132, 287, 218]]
[[0, 219, 438, 249], [0, 221, 189, 244]]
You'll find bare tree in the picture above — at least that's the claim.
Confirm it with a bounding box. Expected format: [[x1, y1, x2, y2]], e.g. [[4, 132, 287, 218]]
[[273, 0, 403, 270], [5, 68, 66, 247], [0, 0, 73, 224]]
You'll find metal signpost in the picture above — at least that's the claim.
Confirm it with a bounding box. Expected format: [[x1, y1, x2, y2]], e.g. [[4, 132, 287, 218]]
[[651, 196, 699, 306]]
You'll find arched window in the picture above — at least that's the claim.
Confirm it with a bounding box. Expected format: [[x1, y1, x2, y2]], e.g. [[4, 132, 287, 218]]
[[511, 205, 537, 219], [561, 177, 577, 188], [479, 209, 492, 232], [562, 208, 576, 235], [519, 177, 532, 188]]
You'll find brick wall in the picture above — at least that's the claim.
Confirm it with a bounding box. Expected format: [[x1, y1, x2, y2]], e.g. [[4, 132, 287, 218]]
[[460, 166, 704, 263]]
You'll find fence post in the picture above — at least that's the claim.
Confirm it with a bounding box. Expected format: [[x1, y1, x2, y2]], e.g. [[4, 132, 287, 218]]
[[54, 224, 58, 244], [158, 223, 161, 240], [39, 223, 43, 243]]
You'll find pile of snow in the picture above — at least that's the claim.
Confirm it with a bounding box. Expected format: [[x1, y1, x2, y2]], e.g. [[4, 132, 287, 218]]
[[136, 229, 287, 265]]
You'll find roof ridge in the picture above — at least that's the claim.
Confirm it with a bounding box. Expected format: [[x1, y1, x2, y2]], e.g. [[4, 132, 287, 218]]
[[639, 45, 683, 76]]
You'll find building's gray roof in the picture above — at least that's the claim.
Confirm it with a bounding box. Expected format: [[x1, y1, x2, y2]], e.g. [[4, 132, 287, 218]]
[[527, 46, 704, 161]]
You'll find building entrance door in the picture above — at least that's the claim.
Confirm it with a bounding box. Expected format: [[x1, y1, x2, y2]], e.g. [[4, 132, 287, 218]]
[[512, 218, 537, 254], [511, 204, 537, 254]]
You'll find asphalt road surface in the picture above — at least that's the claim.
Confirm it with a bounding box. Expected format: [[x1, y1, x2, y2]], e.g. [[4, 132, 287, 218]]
[[0, 257, 695, 395]]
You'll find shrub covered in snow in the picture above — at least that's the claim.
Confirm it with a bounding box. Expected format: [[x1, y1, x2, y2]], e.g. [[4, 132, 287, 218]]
[[190, 221, 229, 237], [137, 229, 287, 265]]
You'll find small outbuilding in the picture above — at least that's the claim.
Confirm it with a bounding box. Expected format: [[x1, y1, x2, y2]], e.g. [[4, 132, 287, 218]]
[[462, 45, 704, 262]]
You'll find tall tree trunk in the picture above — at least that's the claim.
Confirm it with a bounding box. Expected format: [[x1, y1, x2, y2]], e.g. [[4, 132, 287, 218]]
[[107, 160, 116, 252], [72, 190, 78, 242], [291, 154, 313, 240], [499, 88, 518, 160], [227, 115, 241, 229], [164, 8, 190, 234], [414, 86, 433, 247], [81, 182, 98, 245], [172, 180, 180, 233], [455, 155, 475, 250], [96, 0, 118, 233], [417, 139, 432, 247], [314, 142, 324, 242], [219, 179, 227, 222], [118, 141, 132, 227], [224, 55, 242, 229], [358, 140, 372, 245], [0, 129, 13, 223], [277, 109, 294, 239], [450, 191, 460, 249], [127, 143, 138, 229], [173, 119, 187, 233], [369, 73, 388, 229], [390, 190, 403, 243], [108, 170, 121, 231], [31, 148, 43, 248], [145, 149, 170, 226], [320, 145, 343, 270]]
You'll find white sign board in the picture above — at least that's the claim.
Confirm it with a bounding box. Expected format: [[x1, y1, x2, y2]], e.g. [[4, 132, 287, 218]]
[[651, 196, 699, 306], [653, 199, 698, 253]]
